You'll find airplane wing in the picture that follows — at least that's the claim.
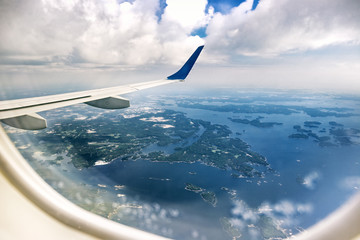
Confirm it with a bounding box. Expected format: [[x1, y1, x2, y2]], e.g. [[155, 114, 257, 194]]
[[0, 46, 204, 130]]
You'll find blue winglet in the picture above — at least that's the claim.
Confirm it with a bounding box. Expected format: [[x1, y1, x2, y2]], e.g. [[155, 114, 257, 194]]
[[167, 45, 204, 80]]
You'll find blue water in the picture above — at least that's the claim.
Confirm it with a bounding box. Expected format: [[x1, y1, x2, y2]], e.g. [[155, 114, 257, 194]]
[[73, 89, 360, 239]]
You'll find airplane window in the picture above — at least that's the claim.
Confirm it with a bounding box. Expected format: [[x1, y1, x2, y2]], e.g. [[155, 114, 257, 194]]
[[1, 0, 360, 240]]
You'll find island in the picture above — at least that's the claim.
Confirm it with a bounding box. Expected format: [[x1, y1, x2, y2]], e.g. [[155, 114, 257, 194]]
[[200, 191, 217, 207], [304, 121, 321, 128], [185, 183, 203, 193], [184, 183, 218, 207], [288, 133, 309, 139], [228, 117, 283, 128], [329, 121, 344, 127]]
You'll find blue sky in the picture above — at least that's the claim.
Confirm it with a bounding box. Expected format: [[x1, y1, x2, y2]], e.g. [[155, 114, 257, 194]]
[[208, 0, 260, 13], [0, 0, 359, 92]]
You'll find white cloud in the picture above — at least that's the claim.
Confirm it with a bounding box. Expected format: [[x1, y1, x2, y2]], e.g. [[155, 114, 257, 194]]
[[340, 176, 360, 190], [229, 198, 313, 237], [258, 200, 313, 227], [231, 200, 259, 222], [205, 0, 360, 57], [302, 171, 321, 190], [0, 0, 205, 66], [272, 200, 313, 216], [157, 0, 212, 65], [160, 0, 212, 34]]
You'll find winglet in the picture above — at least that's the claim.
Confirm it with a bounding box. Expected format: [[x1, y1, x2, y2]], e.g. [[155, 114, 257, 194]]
[[167, 45, 204, 80]]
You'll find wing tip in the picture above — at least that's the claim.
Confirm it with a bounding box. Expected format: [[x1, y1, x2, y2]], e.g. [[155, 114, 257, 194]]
[[167, 45, 204, 80]]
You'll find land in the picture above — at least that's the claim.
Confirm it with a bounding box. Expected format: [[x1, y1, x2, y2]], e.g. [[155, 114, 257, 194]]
[[289, 121, 360, 147], [184, 183, 218, 207], [178, 102, 296, 115], [146, 119, 269, 177], [228, 117, 283, 128], [220, 217, 242, 239], [10, 108, 269, 178], [289, 124, 335, 146], [304, 121, 321, 128], [288, 133, 309, 139], [200, 191, 217, 207], [330, 127, 360, 146], [329, 121, 344, 127], [185, 183, 203, 193], [177, 102, 355, 117], [258, 215, 287, 239]]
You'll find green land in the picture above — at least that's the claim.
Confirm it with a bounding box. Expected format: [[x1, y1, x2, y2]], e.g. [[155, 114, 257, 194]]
[[10, 108, 269, 177]]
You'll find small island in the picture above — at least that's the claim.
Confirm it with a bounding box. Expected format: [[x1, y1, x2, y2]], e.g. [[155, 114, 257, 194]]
[[329, 121, 344, 127], [288, 133, 309, 139], [185, 183, 218, 207], [304, 121, 321, 128], [185, 183, 203, 193], [288, 119, 360, 147], [200, 191, 217, 207]]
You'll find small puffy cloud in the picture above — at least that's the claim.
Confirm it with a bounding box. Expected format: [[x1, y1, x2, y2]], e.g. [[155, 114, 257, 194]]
[[273, 200, 296, 216], [205, 0, 360, 57], [118, 201, 179, 237], [231, 200, 259, 222], [340, 176, 360, 190], [302, 171, 321, 190]]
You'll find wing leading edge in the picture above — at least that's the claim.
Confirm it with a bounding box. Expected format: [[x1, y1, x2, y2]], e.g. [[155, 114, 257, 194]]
[[0, 45, 204, 130]]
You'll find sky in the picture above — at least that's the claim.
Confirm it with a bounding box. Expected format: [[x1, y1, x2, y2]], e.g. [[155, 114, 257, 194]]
[[0, 0, 359, 93]]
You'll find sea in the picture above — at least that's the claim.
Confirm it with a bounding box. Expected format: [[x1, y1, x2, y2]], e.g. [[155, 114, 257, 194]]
[[2, 82, 360, 239]]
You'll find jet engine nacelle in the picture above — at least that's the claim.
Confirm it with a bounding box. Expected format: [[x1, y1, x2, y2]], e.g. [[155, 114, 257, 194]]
[[85, 96, 130, 109]]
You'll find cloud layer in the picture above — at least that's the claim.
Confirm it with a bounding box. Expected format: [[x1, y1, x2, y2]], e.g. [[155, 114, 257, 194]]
[[206, 0, 360, 57], [0, 0, 359, 67]]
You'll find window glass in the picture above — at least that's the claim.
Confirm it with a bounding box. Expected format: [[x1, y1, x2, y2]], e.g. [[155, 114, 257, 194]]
[[1, 0, 360, 239]]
